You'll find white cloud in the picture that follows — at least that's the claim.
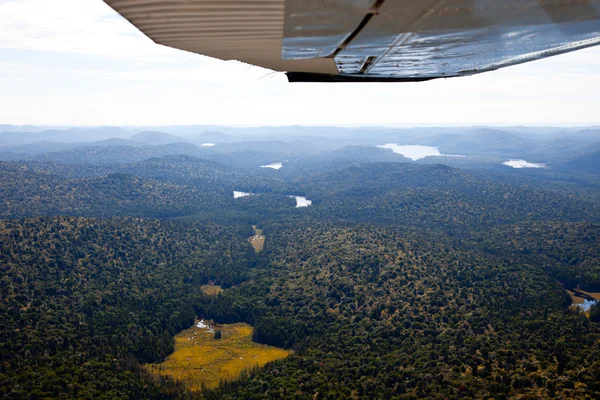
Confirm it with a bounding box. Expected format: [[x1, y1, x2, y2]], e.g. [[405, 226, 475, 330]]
[[74, 61, 280, 83], [0, 0, 275, 82], [0, 0, 189, 61], [0, 60, 43, 80]]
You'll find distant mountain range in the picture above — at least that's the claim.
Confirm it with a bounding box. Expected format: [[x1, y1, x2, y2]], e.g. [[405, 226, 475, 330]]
[[130, 131, 189, 145], [1, 125, 598, 174]]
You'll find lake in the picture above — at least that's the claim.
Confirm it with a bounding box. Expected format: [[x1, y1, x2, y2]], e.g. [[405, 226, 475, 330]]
[[575, 299, 598, 312], [234, 191, 310, 206], [377, 144, 463, 160], [289, 196, 312, 207], [233, 191, 252, 198], [503, 159, 546, 169], [261, 162, 283, 170]]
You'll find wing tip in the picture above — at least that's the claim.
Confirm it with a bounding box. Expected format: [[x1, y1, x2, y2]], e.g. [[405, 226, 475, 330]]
[[286, 72, 437, 83]]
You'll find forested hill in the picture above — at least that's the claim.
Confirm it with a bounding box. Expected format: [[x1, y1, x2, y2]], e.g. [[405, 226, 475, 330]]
[[469, 222, 600, 291], [3, 159, 600, 230], [293, 163, 600, 231], [4, 218, 600, 398], [204, 223, 600, 399], [0, 162, 228, 219]]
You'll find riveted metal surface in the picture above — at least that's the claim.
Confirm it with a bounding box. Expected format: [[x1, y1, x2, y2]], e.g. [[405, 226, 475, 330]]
[[282, 0, 378, 59], [282, 0, 600, 79], [103, 0, 338, 74], [335, 0, 600, 77]]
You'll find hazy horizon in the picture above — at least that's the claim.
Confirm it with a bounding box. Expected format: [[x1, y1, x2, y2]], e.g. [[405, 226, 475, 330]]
[[3, 123, 600, 129]]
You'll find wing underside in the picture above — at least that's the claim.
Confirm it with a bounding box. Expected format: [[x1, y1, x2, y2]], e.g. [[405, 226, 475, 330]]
[[104, 0, 600, 82]]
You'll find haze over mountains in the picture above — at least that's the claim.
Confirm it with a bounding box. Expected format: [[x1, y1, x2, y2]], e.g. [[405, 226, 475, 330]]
[[1, 125, 599, 174], [3, 124, 600, 227]]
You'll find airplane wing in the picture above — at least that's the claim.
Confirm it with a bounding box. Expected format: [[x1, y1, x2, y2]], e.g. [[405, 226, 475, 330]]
[[103, 0, 600, 82]]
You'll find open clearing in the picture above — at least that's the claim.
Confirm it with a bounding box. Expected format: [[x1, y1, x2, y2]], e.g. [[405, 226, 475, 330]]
[[568, 289, 600, 317], [579, 290, 600, 301], [569, 290, 586, 305], [146, 321, 291, 391], [200, 284, 223, 296], [248, 225, 265, 252]]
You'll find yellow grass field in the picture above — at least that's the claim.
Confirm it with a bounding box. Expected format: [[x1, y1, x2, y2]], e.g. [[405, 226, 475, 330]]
[[146, 321, 291, 391], [580, 290, 600, 300], [568, 290, 586, 306], [248, 235, 265, 252], [200, 284, 223, 296], [248, 225, 265, 252]]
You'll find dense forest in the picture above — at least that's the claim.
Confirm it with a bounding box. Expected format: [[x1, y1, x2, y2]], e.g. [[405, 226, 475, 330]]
[[0, 217, 254, 398], [204, 224, 600, 399], [1, 131, 600, 399]]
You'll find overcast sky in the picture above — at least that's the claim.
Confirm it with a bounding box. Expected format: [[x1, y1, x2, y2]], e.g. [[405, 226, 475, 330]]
[[1, 0, 600, 127]]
